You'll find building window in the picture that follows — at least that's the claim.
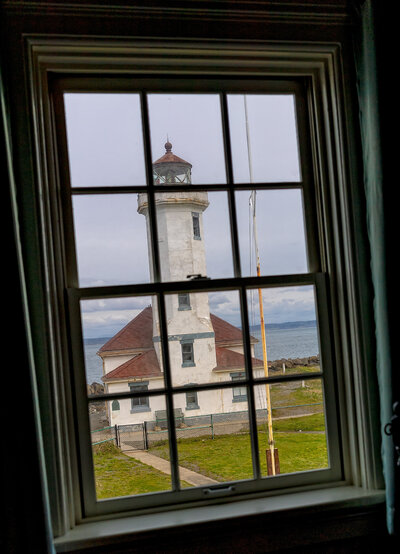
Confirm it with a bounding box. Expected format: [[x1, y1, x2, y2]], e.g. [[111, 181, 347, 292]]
[[185, 385, 199, 410], [129, 382, 150, 413], [181, 340, 195, 367], [231, 373, 247, 402], [111, 399, 120, 411], [192, 212, 201, 240], [178, 293, 191, 310]]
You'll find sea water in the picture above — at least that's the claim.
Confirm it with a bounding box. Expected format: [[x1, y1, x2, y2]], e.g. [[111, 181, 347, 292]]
[[84, 323, 319, 384]]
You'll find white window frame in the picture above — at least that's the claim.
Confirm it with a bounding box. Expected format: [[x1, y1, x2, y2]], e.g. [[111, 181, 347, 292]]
[[24, 37, 384, 544]]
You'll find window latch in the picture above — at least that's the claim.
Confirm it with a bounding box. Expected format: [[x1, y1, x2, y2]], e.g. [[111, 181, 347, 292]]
[[187, 274, 210, 280], [384, 401, 400, 467], [203, 485, 236, 496]]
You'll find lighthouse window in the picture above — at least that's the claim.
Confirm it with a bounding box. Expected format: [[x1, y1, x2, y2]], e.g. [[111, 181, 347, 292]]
[[178, 293, 191, 310], [192, 212, 201, 240], [181, 340, 195, 367]]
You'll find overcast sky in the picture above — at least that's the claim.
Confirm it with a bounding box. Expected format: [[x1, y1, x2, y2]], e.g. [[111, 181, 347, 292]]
[[64, 93, 316, 338]]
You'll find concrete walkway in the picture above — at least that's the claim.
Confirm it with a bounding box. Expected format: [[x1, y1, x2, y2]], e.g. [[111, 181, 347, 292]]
[[121, 446, 218, 487]]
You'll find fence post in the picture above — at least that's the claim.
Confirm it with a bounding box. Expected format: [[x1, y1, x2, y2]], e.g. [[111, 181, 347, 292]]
[[211, 414, 214, 440], [115, 424, 119, 447], [143, 421, 148, 450]]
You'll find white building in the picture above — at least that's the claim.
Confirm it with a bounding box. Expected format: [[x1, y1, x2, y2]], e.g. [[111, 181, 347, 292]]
[[99, 142, 266, 426]]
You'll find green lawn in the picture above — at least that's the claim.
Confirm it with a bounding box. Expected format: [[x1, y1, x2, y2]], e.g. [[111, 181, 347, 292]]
[[93, 384, 328, 498], [272, 412, 325, 432], [149, 420, 328, 482], [93, 442, 172, 499]]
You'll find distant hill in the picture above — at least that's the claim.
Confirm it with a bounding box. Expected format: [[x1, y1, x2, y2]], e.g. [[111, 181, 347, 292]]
[[250, 320, 317, 332], [84, 337, 112, 345]]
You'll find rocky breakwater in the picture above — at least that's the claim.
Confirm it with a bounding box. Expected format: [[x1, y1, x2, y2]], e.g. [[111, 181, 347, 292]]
[[87, 383, 108, 430], [87, 382, 105, 396], [268, 355, 320, 373]]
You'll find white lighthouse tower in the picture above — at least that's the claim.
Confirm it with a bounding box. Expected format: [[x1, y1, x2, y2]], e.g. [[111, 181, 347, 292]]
[[137, 142, 217, 385]]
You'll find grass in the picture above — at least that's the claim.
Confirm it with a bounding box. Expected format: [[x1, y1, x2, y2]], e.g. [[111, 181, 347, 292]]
[[149, 413, 328, 482], [272, 412, 325, 432], [93, 441, 172, 499], [93, 382, 328, 497]]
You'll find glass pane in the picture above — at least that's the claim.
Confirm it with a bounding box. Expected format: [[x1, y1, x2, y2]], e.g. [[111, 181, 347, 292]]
[[148, 389, 253, 488], [64, 93, 146, 187], [81, 296, 165, 392], [154, 191, 233, 281], [236, 189, 308, 277], [90, 396, 174, 499], [255, 379, 328, 478], [228, 94, 301, 183], [247, 286, 320, 379], [148, 94, 226, 185], [72, 194, 150, 287], [166, 291, 245, 386]]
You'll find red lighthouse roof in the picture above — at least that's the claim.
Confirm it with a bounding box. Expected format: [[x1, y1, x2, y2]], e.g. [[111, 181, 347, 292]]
[[152, 141, 192, 167]]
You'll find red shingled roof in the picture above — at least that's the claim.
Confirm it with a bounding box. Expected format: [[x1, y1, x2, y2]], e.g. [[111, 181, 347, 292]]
[[99, 306, 260, 380], [210, 313, 247, 345], [153, 151, 192, 167], [98, 307, 154, 354], [99, 306, 252, 354], [213, 346, 263, 372], [102, 349, 162, 382]]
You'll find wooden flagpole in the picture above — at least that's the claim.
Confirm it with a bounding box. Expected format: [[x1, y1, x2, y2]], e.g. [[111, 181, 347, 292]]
[[245, 97, 277, 475]]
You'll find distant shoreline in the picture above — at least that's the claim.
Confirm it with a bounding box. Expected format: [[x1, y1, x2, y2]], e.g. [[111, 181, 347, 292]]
[[84, 320, 317, 343]]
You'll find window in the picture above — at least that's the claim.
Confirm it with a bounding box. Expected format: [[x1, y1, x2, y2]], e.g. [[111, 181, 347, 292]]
[[178, 293, 191, 310], [111, 399, 120, 411], [185, 385, 200, 410], [129, 382, 150, 412], [181, 340, 195, 367], [231, 372, 247, 402], [52, 73, 342, 516], [21, 36, 383, 539], [192, 212, 201, 239]]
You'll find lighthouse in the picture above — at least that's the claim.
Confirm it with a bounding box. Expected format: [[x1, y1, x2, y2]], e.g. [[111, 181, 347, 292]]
[[100, 142, 264, 426], [137, 142, 217, 385]]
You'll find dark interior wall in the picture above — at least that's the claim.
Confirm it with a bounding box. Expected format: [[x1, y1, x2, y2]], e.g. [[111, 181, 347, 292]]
[[1, 88, 50, 552], [1, 1, 399, 552]]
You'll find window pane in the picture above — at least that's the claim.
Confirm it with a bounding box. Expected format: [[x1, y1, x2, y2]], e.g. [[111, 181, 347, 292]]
[[255, 379, 328, 477], [236, 189, 308, 277], [148, 94, 226, 185], [90, 396, 174, 499], [228, 94, 301, 183], [246, 286, 320, 379], [147, 390, 253, 488], [64, 93, 146, 187], [166, 290, 246, 387], [72, 194, 150, 287], [82, 296, 165, 393], [154, 191, 233, 281]]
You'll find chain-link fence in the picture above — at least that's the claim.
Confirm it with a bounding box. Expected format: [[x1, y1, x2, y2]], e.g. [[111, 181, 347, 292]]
[[91, 425, 117, 446], [92, 402, 324, 451]]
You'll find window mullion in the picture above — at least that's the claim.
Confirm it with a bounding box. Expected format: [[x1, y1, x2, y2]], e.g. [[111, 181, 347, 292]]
[[239, 286, 262, 480], [220, 93, 242, 279], [157, 293, 181, 492], [140, 92, 161, 282]]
